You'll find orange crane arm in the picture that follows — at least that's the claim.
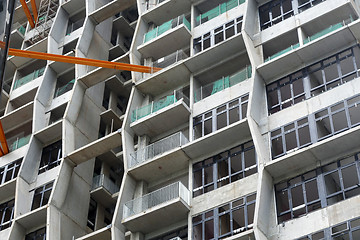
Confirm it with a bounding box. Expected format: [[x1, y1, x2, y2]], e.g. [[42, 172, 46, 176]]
[[0, 121, 9, 156], [8, 48, 161, 73], [30, 0, 38, 24], [20, 0, 35, 29]]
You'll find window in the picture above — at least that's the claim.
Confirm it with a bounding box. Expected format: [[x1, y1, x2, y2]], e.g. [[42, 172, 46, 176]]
[[193, 141, 256, 197], [31, 182, 54, 210], [193, 193, 256, 240], [270, 94, 360, 159], [0, 199, 15, 231], [0, 159, 22, 185], [25, 227, 46, 240], [193, 94, 248, 140], [194, 16, 243, 54], [297, 215, 360, 239], [271, 117, 311, 159], [39, 140, 62, 174], [149, 226, 188, 240], [276, 152, 360, 223], [259, 0, 326, 30], [87, 198, 97, 230], [259, 0, 294, 30], [267, 45, 360, 114]]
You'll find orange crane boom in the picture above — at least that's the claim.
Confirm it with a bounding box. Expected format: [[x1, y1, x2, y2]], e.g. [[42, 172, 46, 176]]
[[8, 48, 161, 73], [0, 44, 161, 156]]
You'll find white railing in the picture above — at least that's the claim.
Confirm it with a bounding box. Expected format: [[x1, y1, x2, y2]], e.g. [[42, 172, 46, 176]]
[[128, 132, 189, 169], [91, 174, 119, 195], [123, 181, 190, 219]]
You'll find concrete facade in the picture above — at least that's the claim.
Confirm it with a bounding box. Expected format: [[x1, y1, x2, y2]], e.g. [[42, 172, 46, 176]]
[[1, 0, 360, 239]]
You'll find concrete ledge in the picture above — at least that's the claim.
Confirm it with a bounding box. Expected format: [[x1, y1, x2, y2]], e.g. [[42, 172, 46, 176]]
[[258, 22, 358, 83], [130, 99, 190, 137], [128, 147, 189, 182], [34, 120, 62, 145], [0, 101, 33, 131], [142, 0, 192, 25], [66, 130, 122, 165], [266, 124, 360, 182], [16, 205, 47, 230], [0, 178, 17, 203], [184, 33, 246, 74], [122, 198, 190, 233], [137, 25, 191, 59], [136, 61, 191, 96], [88, 0, 136, 24], [183, 119, 251, 159], [76, 225, 111, 240]]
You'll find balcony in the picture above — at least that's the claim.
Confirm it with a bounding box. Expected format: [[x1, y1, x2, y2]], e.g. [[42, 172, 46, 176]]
[[8, 135, 31, 152], [185, 15, 244, 73], [128, 132, 189, 182], [258, 18, 360, 83], [195, 66, 252, 102], [54, 79, 75, 98], [13, 67, 45, 90], [90, 174, 119, 207], [130, 90, 190, 137], [67, 129, 122, 165], [195, 0, 245, 26], [122, 182, 190, 233], [138, 15, 191, 59], [137, 50, 190, 96], [142, 0, 192, 25], [303, 18, 353, 45]]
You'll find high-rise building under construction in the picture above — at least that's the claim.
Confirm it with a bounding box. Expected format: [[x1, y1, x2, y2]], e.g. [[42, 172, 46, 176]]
[[1, 0, 360, 239]]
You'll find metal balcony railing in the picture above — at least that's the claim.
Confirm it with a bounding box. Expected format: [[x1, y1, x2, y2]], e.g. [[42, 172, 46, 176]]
[[123, 181, 190, 219], [9, 135, 31, 152], [196, 0, 245, 26], [91, 174, 120, 195], [143, 15, 191, 43], [13, 67, 45, 90], [142, 50, 188, 78], [131, 89, 189, 123], [128, 132, 189, 169], [194, 65, 252, 102]]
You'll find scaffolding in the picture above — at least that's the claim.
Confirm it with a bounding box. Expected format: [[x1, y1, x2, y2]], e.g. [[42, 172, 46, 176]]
[[28, 0, 59, 44]]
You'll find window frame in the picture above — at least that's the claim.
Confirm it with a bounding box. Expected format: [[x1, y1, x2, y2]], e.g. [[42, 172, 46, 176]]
[[31, 181, 54, 210], [193, 141, 257, 197], [266, 45, 360, 115], [193, 94, 249, 140], [192, 193, 256, 240], [275, 152, 360, 223]]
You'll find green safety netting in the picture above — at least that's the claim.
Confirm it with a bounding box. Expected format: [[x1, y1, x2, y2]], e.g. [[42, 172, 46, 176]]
[[211, 77, 230, 95], [303, 22, 344, 44], [131, 94, 179, 122], [183, 17, 191, 31], [13, 67, 46, 90], [153, 95, 176, 112], [18, 25, 26, 35], [144, 28, 157, 43], [10, 135, 31, 151], [143, 16, 191, 43], [157, 20, 172, 36], [265, 43, 300, 62], [196, 0, 246, 24], [195, 66, 252, 102], [55, 79, 75, 98]]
